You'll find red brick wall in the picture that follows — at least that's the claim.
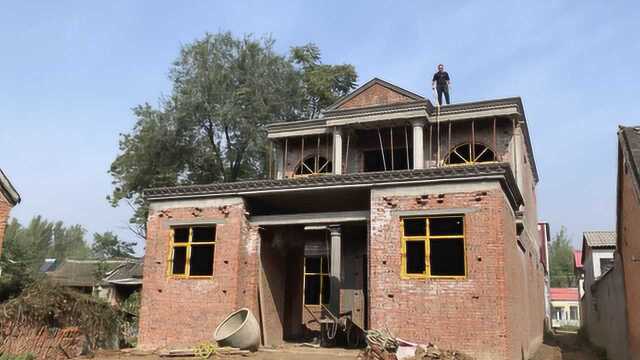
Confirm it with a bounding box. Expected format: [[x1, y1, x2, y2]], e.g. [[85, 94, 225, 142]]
[[0, 194, 12, 255], [369, 184, 543, 360], [138, 199, 259, 350], [338, 83, 413, 110], [620, 162, 640, 357]]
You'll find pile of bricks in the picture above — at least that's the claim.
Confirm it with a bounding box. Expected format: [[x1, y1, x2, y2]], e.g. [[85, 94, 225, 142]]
[[0, 321, 85, 360]]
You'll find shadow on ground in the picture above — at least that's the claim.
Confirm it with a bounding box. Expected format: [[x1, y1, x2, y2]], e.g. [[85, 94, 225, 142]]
[[532, 331, 603, 360]]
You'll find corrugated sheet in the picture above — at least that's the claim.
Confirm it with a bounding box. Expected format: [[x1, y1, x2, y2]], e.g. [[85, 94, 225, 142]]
[[583, 231, 616, 248]]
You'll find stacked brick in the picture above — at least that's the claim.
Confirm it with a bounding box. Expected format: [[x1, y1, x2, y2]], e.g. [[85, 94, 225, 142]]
[[0, 322, 84, 359]]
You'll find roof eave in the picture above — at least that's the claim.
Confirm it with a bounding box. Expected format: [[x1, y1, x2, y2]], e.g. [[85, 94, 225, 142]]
[[0, 168, 20, 205]]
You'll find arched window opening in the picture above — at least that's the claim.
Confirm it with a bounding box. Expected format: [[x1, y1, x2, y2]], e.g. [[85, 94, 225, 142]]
[[294, 156, 332, 176], [445, 143, 496, 165]]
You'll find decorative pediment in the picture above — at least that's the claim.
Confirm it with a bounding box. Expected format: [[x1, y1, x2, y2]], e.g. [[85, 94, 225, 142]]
[[327, 78, 424, 111]]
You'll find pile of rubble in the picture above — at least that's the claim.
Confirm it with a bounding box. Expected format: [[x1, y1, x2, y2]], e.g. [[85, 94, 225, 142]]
[[361, 329, 473, 360]]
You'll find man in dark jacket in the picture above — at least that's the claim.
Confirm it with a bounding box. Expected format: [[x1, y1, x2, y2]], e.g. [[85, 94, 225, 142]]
[[432, 64, 451, 105]]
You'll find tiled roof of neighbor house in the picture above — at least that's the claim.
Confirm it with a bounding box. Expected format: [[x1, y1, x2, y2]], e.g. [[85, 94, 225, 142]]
[[619, 126, 640, 193], [550, 288, 580, 301], [583, 231, 616, 248], [573, 251, 583, 269], [47, 259, 132, 287], [0, 168, 20, 205], [144, 163, 524, 209], [104, 260, 143, 285]]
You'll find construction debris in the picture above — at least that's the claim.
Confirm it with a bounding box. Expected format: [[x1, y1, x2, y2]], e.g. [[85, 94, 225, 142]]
[[360, 329, 473, 360], [158, 345, 250, 358], [0, 280, 120, 359]]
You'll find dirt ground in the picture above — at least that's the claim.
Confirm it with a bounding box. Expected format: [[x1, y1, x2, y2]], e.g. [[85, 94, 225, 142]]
[[531, 331, 603, 360], [87, 332, 603, 360]]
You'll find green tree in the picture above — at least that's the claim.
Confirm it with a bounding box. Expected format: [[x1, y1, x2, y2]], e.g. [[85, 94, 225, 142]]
[[549, 226, 577, 287], [0, 217, 92, 300], [109, 32, 358, 238], [91, 231, 136, 259], [290, 43, 357, 118]]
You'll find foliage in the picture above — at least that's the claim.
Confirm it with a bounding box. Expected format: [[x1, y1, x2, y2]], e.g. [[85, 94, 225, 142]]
[[290, 43, 357, 118], [0, 280, 119, 349], [109, 31, 358, 237], [92, 231, 136, 259], [0, 217, 92, 301], [549, 226, 577, 288]]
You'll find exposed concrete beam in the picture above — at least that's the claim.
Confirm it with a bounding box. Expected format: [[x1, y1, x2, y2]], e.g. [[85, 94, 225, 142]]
[[249, 210, 369, 226], [326, 108, 427, 127]]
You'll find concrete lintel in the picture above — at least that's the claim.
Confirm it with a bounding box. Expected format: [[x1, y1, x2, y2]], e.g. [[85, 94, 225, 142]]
[[163, 218, 227, 228], [249, 210, 369, 226], [267, 127, 330, 139], [249, 210, 369, 225], [434, 106, 518, 123], [392, 207, 480, 217], [149, 197, 243, 211], [326, 108, 427, 127]]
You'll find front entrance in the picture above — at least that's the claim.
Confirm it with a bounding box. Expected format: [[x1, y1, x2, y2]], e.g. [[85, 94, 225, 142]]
[[258, 222, 367, 346]]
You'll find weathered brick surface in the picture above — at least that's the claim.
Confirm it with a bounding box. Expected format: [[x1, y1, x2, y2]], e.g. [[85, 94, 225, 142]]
[[338, 83, 414, 110], [619, 160, 640, 357], [369, 184, 543, 360], [0, 194, 12, 255], [138, 200, 259, 350]]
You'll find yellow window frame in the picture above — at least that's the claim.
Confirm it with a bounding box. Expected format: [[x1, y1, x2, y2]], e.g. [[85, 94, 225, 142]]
[[400, 215, 467, 280], [167, 225, 216, 279], [302, 255, 329, 306], [444, 143, 497, 166]]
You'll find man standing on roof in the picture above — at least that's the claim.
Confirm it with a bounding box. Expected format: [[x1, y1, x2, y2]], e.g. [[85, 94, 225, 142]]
[[432, 64, 451, 105]]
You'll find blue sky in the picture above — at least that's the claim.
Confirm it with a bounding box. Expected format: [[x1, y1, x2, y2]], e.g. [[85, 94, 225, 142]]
[[1, 1, 638, 253]]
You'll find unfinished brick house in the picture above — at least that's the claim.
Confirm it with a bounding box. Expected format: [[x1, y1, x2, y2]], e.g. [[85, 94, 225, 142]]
[[139, 78, 545, 360], [616, 126, 640, 358], [0, 168, 20, 255]]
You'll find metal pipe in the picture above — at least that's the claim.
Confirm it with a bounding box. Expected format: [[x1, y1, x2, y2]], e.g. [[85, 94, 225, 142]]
[[345, 134, 350, 174], [377, 128, 387, 171], [390, 128, 394, 170], [284, 138, 288, 178], [404, 125, 410, 169]]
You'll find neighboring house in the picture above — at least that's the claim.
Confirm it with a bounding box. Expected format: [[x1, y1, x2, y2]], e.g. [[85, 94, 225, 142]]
[[538, 222, 552, 329], [138, 78, 545, 360], [573, 250, 584, 298], [0, 168, 21, 256], [47, 258, 142, 305], [617, 126, 640, 358], [549, 288, 580, 328], [580, 231, 616, 339]]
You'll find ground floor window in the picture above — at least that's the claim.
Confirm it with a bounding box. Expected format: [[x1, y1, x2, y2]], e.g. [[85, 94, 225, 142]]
[[553, 306, 564, 320], [168, 225, 216, 278], [303, 256, 330, 305], [401, 216, 466, 278], [570, 306, 579, 320]]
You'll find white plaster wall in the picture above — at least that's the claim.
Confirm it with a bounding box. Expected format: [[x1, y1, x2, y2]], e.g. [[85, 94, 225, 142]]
[[591, 249, 614, 279]]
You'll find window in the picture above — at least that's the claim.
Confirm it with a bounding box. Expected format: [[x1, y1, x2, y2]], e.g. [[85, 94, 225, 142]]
[[599, 258, 614, 276], [444, 143, 495, 165], [552, 307, 563, 320], [168, 225, 216, 278], [570, 306, 578, 321], [303, 256, 330, 305], [294, 156, 332, 176], [401, 216, 466, 278]]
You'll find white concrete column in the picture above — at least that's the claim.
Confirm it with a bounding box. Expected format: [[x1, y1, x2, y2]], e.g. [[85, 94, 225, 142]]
[[328, 225, 341, 315], [332, 128, 343, 175], [412, 119, 426, 169], [274, 140, 284, 179]]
